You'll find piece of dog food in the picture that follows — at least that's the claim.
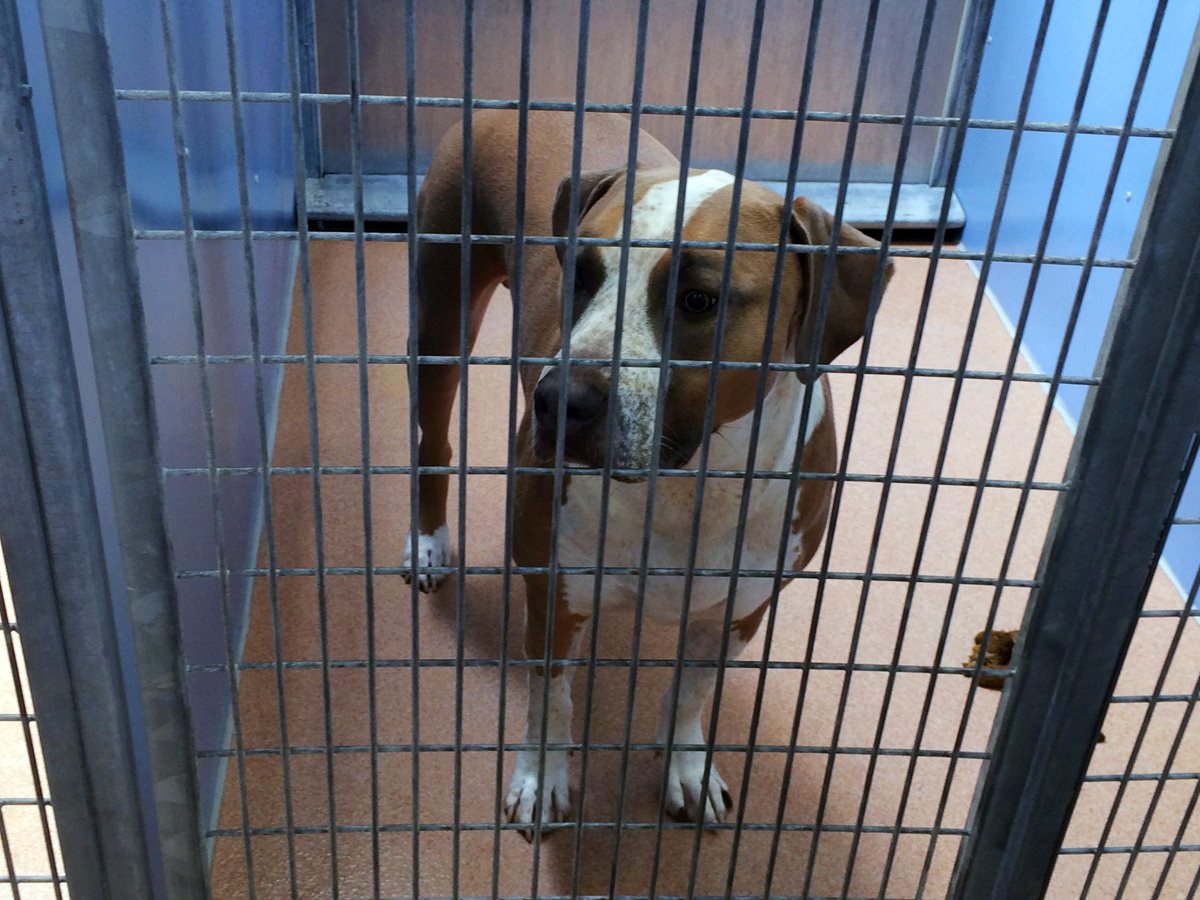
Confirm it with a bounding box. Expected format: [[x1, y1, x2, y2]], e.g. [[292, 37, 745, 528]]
[[963, 629, 1017, 690]]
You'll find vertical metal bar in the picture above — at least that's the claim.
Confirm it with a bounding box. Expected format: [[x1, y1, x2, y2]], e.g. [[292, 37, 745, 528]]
[[454, 2, 474, 894], [949, 55, 1200, 900], [529, 2, 591, 884], [766, 3, 889, 893], [722, 1, 826, 892], [649, 1, 771, 893], [930, 0, 991, 187], [282, 0, 340, 891], [218, 0, 299, 892], [569, 1, 650, 893], [33, 0, 208, 894], [607, 2, 708, 889], [867, 0, 1045, 889], [402, 1, 423, 893], [829, 3, 944, 895], [294, 0, 322, 178], [344, 0, 379, 894], [0, 3, 143, 895], [156, 0, 257, 890], [491, 1, 532, 894]]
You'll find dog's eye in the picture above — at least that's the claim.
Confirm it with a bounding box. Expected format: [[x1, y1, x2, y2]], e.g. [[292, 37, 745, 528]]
[[680, 290, 716, 314]]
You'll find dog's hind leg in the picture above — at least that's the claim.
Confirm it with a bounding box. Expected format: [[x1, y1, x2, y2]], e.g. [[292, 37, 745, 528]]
[[402, 199, 506, 593]]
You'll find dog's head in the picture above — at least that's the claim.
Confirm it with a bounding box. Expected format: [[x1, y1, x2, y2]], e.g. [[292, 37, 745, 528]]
[[531, 166, 892, 476]]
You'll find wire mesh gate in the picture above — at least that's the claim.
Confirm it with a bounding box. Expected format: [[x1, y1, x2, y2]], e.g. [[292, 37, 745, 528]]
[[2, 0, 1199, 897]]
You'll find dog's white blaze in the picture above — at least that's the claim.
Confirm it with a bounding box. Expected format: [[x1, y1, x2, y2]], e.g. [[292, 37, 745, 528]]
[[553, 169, 736, 466]]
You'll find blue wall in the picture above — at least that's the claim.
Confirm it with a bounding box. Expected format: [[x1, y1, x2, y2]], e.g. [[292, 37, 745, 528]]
[[955, 0, 1199, 586], [17, 0, 296, 886]]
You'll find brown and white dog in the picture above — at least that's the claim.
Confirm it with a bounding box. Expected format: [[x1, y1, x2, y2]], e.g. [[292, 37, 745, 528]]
[[404, 111, 891, 833]]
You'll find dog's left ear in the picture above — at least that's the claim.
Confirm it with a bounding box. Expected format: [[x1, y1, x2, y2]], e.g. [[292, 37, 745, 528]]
[[551, 168, 625, 265], [788, 197, 893, 384]]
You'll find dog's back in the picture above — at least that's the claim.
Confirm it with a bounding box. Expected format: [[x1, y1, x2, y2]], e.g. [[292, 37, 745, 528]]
[[417, 111, 677, 363]]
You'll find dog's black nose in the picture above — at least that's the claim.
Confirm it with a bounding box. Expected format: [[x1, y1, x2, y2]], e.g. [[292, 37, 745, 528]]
[[534, 368, 607, 431]]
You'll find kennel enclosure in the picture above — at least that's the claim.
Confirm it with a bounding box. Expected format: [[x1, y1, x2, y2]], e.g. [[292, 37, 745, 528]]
[[0, 0, 1198, 897]]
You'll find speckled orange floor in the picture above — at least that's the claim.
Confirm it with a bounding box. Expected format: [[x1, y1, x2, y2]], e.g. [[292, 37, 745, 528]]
[[208, 243, 1198, 898]]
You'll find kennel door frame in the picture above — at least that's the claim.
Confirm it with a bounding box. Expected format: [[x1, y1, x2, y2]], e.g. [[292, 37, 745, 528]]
[[21, 0, 211, 897], [0, 0, 177, 895]]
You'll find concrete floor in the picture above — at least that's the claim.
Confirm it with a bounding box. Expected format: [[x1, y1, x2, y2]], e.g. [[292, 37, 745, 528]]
[[209, 242, 1198, 898]]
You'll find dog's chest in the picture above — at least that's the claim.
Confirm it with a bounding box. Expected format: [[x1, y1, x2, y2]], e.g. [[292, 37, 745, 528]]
[[556, 378, 824, 621]]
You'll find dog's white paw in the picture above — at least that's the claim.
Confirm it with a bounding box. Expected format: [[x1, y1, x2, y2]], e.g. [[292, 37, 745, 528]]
[[664, 749, 732, 825], [504, 750, 571, 841], [401, 526, 451, 593]]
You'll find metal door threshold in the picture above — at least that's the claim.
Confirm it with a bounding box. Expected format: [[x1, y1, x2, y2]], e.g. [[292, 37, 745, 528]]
[[305, 173, 965, 232]]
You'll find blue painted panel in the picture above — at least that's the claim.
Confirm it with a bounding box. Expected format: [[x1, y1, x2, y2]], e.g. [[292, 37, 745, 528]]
[[956, 0, 1199, 582]]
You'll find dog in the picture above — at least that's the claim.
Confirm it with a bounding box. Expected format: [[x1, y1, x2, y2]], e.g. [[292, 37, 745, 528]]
[[403, 111, 891, 833]]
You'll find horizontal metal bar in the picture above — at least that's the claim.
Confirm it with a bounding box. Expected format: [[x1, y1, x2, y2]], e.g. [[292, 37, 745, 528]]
[[160, 463, 1071, 493], [147, 352, 1101, 387], [173, 565, 1040, 587], [111, 88, 1175, 138], [206, 820, 970, 837], [1110, 693, 1200, 703], [0, 797, 52, 806], [186, 656, 1009, 678], [1083, 772, 1200, 783], [306, 174, 966, 230], [183, 896, 929, 900], [196, 742, 989, 761], [0, 875, 67, 884], [1173, 516, 1200, 525], [129, 229, 1139, 268], [1058, 843, 1200, 856], [1138, 608, 1200, 619], [0, 714, 33, 723]]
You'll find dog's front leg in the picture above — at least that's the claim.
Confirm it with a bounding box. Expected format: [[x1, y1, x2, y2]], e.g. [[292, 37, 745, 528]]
[[657, 604, 768, 825], [505, 573, 588, 840]]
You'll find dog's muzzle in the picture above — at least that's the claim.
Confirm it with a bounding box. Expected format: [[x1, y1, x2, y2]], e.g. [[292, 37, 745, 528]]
[[532, 367, 610, 466]]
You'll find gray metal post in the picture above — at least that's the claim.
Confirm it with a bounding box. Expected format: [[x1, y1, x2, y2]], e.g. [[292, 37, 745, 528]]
[[0, 4, 156, 894], [31, 0, 209, 896], [950, 62, 1200, 900]]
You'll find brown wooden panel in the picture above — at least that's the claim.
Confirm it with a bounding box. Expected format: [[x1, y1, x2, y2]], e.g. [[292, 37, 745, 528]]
[[316, 0, 967, 183]]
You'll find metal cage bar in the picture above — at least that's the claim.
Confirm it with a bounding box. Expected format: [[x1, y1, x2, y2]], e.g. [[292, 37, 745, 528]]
[[0, 5, 148, 890], [949, 56, 1200, 900], [109, 87, 1178, 140], [25, 0, 210, 896]]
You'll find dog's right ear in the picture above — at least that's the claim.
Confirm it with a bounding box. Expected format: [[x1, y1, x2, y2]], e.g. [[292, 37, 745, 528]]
[[551, 168, 624, 265]]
